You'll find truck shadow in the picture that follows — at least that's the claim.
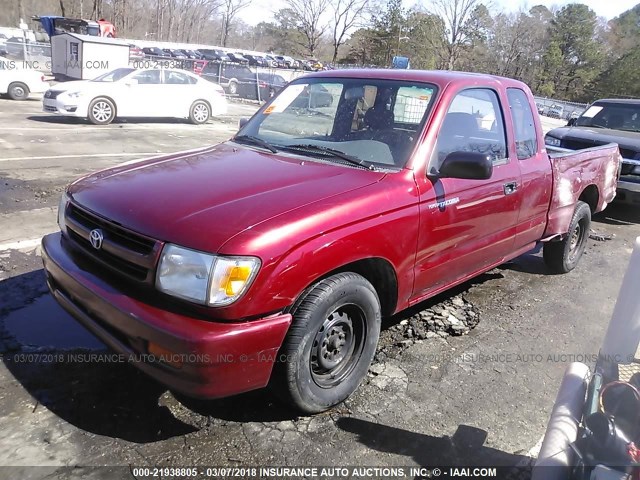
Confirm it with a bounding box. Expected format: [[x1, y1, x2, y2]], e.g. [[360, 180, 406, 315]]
[[336, 417, 532, 475], [2, 345, 200, 443], [593, 202, 640, 226]]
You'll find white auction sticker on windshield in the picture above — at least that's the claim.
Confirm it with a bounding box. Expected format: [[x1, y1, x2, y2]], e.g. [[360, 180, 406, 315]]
[[264, 84, 307, 114], [581, 106, 603, 118]]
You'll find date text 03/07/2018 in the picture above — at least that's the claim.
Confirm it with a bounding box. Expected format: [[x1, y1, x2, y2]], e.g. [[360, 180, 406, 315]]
[[129, 466, 499, 478]]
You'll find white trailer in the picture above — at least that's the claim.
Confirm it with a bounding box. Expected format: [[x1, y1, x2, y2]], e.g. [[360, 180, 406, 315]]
[[51, 33, 129, 81]]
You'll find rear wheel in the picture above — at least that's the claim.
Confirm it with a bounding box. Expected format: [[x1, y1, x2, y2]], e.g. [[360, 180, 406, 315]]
[[88, 97, 116, 125], [189, 100, 210, 124], [8, 82, 29, 100], [272, 272, 381, 413], [543, 201, 591, 273]]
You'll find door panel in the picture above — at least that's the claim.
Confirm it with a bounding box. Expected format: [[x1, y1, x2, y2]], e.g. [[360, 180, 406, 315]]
[[506, 88, 553, 248], [118, 69, 164, 117], [412, 88, 522, 300]]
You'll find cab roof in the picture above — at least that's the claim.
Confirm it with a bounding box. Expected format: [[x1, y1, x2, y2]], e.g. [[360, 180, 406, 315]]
[[300, 69, 530, 91]]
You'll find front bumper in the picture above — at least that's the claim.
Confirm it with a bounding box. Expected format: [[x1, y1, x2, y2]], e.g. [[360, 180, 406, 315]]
[[42, 97, 83, 116], [41, 232, 292, 399]]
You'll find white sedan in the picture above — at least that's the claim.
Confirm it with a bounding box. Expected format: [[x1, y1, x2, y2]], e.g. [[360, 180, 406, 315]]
[[42, 67, 227, 125], [0, 56, 50, 100]]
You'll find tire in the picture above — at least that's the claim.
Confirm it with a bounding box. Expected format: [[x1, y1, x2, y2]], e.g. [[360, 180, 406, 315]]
[[227, 80, 238, 95], [268, 88, 275, 99], [8, 82, 29, 100], [272, 272, 381, 413], [88, 97, 116, 125], [189, 100, 210, 124], [543, 200, 591, 273]]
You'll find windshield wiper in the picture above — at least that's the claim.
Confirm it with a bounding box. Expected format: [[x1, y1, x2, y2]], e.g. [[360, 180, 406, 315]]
[[282, 144, 377, 170], [232, 135, 279, 153]]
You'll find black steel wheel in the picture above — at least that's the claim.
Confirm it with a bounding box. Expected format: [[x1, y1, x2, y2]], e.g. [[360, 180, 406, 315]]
[[543, 200, 591, 273], [272, 272, 381, 413]]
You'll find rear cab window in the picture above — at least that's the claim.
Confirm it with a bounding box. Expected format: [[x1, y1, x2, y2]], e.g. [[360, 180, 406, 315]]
[[507, 88, 538, 159]]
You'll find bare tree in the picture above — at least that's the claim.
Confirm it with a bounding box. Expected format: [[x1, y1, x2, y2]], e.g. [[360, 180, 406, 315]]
[[220, 0, 251, 46], [329, 0, 370, 63], [428, 0, 485, 70], [284, 0, 328, 56]]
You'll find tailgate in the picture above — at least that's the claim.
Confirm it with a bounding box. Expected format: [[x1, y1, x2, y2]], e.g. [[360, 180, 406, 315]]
[[544, 143, 621, 237]]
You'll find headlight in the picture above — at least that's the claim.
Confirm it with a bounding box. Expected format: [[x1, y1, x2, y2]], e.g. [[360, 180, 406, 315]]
[[67, 91, 83, 98], [156, 244, 260, 306], [545, 136, 561, 147], [58, 193, 68, 234]]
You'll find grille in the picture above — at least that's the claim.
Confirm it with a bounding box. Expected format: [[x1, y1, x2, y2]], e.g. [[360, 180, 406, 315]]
[[45, 90, 63, 99], [65, 202, 161, 282]]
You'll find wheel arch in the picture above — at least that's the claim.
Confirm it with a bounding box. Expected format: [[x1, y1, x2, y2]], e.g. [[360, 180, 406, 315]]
[[578, 184, 599, 214], [287, 257, 399, 318]]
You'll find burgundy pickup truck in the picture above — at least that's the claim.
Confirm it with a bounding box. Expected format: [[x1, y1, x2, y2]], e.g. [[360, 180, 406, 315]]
[[42, 70, 621, 413]]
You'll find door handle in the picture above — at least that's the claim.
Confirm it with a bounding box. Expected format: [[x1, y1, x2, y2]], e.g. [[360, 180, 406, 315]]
[[503, 181, 518, 195]]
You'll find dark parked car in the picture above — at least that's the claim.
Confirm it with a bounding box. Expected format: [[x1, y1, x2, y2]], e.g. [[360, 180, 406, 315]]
[[0, 34, 8, 55], [142, 47, 171, 58], [545, 98, 640, 206], [244, 54, 268, 67], [5, 37, 46, 58], [163, 48, 187, 59], [182, 49, 202, 59], [226, 52, 249, 65], [238, 73, 287, 100], [198, 49, 230, 62], [265, 54, 284, 68], [201, 62, 252, 95]]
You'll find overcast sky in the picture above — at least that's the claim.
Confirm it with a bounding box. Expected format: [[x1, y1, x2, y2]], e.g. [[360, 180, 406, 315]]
[[238, 0, 638, 26]]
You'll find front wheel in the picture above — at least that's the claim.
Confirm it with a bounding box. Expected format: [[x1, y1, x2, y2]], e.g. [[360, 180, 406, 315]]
[[88, 97, 116, 125], [543, 200, 591, 273], [272, 272, 381, 413], [227, 80, 238, 95]]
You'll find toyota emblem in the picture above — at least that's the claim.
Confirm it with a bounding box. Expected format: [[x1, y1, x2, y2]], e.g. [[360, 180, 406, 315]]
[[89, 229, 104, 250]]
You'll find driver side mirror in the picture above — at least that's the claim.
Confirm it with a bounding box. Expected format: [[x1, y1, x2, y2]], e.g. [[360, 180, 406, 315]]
[[437, 151, 493, 180], [567, 117, 577, 126], [238, 117, 249, 129]]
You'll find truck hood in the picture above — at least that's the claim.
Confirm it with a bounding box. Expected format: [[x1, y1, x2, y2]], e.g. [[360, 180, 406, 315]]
[[547, 126, 640, 159], [68, 143, 385, 252]]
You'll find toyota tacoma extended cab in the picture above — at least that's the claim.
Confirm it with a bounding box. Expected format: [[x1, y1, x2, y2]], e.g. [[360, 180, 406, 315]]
[[545, 98, 640, 205], [42, 70, 621, 413]]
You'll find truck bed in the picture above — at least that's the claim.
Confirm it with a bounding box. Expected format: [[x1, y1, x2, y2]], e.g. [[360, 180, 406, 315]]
[[544, 143, 621, 237]]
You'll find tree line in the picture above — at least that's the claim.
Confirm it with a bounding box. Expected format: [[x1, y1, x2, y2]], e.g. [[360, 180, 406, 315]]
[[2, 0, 639, 102]]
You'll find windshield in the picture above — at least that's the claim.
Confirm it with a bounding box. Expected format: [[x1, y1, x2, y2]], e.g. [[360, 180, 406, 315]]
[[575, 102, 640, 133], [91, 68, 136, 82], [236, 78, 437, 168]]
